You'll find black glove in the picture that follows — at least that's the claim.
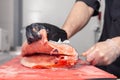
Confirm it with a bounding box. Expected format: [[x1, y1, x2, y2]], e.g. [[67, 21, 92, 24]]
[[26, 23, 67, 44]]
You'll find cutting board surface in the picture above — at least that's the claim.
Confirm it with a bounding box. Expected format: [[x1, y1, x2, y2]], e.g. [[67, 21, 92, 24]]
[[0, 56, 117, 80]]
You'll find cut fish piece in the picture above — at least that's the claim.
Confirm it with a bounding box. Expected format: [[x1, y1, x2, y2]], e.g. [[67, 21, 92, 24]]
[[21, 29, 78, 68]]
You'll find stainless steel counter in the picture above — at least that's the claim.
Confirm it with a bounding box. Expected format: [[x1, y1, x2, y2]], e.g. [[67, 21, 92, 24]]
[[0, 52, 17, 65]]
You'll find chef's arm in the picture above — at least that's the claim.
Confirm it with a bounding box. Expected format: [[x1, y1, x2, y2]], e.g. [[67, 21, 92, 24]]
[[82, 36, 120, 65], [62, 1, 98, 38]]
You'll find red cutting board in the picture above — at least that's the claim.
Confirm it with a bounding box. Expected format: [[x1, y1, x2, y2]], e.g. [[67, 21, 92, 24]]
[[0, 56, 117, 80]]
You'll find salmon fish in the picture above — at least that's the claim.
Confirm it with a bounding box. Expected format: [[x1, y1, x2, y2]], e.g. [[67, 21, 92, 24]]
[[21, 29, 78, 68]]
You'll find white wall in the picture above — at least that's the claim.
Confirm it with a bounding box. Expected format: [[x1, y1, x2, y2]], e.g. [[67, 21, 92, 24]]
[[23, 0, 75, 27], [0, 0, 14, 49], [22, 0, 100, 53], [22, 0, 75, 42]]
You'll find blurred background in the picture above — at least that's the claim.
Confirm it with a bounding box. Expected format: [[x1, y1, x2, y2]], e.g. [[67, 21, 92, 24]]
[[0, 0, 105, 64]]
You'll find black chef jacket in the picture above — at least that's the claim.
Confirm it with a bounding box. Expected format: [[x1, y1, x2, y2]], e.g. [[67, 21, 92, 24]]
[[76, 0, 120, 78]]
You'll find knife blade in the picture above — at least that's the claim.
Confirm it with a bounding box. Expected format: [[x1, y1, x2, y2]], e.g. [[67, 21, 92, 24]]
[[77, 54, 90, 65]]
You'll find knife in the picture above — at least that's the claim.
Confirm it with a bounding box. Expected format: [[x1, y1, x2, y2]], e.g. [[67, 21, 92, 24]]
[[78, 54, 90, 65]]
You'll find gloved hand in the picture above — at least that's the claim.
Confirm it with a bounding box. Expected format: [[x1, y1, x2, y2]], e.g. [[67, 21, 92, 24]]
[[82, 38, 120, 66], [26, 23, 67, 44]]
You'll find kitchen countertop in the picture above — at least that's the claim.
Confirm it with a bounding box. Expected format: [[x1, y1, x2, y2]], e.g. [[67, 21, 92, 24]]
[[0, 51, 119, 80], [0, 56, 117, 80], [0, 52, 17, 65]]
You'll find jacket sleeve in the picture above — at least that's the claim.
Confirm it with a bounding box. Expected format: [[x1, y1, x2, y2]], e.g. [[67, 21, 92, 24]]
[[76, 0, 100, 16]]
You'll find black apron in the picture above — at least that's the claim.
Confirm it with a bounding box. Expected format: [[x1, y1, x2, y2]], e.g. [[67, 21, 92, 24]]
[[97, 0, 120, 78]]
